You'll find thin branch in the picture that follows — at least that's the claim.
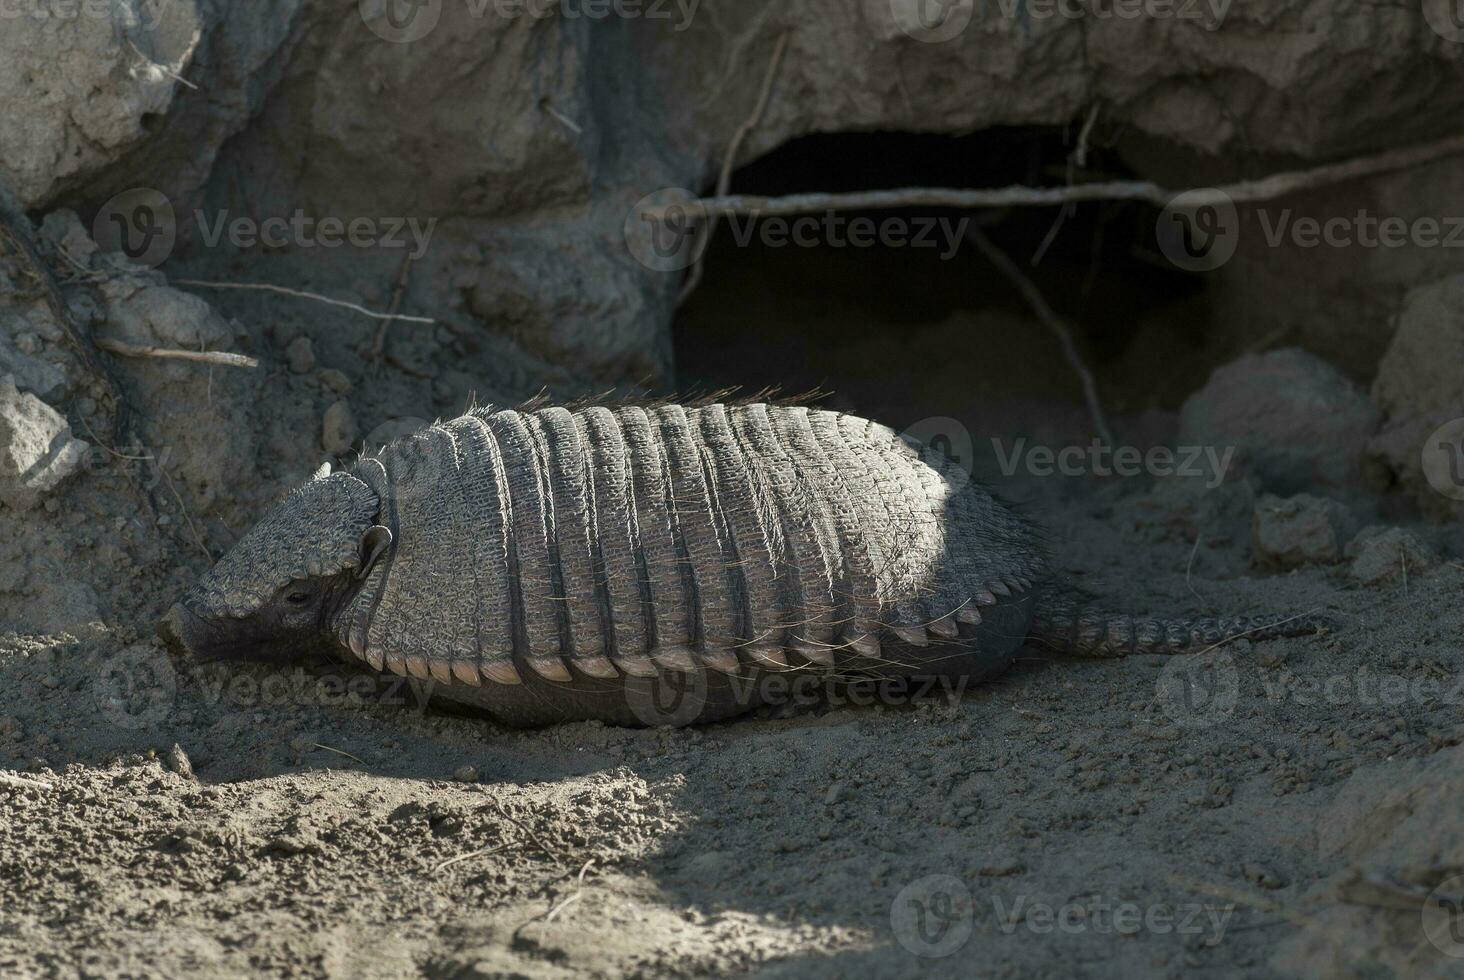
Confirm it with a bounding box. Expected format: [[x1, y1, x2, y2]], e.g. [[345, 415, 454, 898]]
[[95, 338, 259, 369], [432, 843, 509, 874], [171, 279, 436, 324], [967, 227, 1113, 445], [643, 132, 1464, 218], [156, 460, 213, 561], [0, 772, 53, 791], [0, 211, 130, 442], [369, 252, 418, 368], [309, 742, 365, 765], [678, 30, 790, 304]]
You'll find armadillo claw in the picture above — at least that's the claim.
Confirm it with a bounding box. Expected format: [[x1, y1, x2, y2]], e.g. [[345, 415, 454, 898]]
[[844, 632, 881, 659], [988, 580, 1011, 597], [956, 605, 983, 626]]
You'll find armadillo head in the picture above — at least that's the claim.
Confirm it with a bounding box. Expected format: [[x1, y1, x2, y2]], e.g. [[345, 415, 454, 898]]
[[158, 464, 393, 662]]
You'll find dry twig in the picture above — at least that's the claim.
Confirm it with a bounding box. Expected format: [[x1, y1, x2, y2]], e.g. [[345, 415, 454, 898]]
[[369, 252, 419, 367], [644, 132, 1464, 218], [0, 772, 53, 791], [0, 211, 130, 441], [966, 227, 1114, 445], [678, 30, 791, 304], [171, 279, 435, 325], [95, 337, 259, 369]]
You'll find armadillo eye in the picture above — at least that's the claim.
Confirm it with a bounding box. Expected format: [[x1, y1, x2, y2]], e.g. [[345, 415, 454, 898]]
[[286, 590, 312, 605]]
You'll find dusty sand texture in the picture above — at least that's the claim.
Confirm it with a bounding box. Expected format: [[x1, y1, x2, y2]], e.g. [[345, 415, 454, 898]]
[[3, 3, 1464, 977]]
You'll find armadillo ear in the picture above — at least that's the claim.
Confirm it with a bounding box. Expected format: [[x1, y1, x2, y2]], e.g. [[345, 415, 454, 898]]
[[357, 525, 393, 579], [312, 461, 332, 480]]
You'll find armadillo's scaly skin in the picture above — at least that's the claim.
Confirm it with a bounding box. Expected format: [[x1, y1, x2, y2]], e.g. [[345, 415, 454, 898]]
[[334, 404, 1044, 723]]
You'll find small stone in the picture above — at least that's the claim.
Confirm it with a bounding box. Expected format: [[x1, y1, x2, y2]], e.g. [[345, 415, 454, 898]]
[[1345, 526, 1436, 586], [1243, 862, 1287, 890], [0, 375, 89, 511], [167, 744, 196, 781], [978, 858, 1025, 876], [1254, 644, 1286, 669], [286, 336, 316, 374], [318, 368, 353, 394], [1251, 493, 1355, 569], [322, 400, 358, 456], [823, 781, 844, 805], [1180, 349, 1380, 494], [452, 765, 478, 783]]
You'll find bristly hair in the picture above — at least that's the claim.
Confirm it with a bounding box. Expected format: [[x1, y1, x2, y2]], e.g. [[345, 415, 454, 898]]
[[506, 384, 833, 413]]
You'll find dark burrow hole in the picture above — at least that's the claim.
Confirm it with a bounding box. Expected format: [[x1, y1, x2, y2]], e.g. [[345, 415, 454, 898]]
[[673, 127, 1215, 433]]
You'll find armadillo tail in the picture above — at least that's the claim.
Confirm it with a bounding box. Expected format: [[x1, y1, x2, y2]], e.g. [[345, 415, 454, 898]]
[[1028, 587, 1332, 658]]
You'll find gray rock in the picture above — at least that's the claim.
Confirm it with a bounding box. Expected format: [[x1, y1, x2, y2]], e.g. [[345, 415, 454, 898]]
[[321, 400, 358, 456], [1180, 349, 1381, 495], [0, 376, 89, 511], [1367, 275, 1464, 522], [1344, 526, 1436, 586], [286, 337, 316, 375], [1251, 493, 1357, 570]]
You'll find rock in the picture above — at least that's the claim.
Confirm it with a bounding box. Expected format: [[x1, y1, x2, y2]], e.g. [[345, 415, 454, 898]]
[[98, 277, 256, 515], [39, 209, 99, 265], [317, 368, 352, 394], [321, 401, 358, 456], [0, 323, 68, 402], [285, 337, 316, 375], [0, 376, 89, 511], [1251, 494, 1356, 569], [1344, 526, 1437, 586], [166, 744, 196, 781], [452, 765, 478, 784], [1180, 349, 1381, 495], [1368, 275, 1464, 521]]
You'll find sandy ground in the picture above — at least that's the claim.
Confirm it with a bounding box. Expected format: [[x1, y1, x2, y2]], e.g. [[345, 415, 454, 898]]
[[4, 416, 1463, 978], [3, 245, 1463, 978]]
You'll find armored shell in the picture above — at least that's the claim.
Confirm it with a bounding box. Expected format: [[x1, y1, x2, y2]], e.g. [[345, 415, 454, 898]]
[[337, 403, 1045, 687]]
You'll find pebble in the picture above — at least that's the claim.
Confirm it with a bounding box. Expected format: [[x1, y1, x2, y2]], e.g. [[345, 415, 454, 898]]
[[318, 368, 353, 394], [285, 337, 316, 374], [1251, 493, 1355, 569], [322, 400, 358, 456], [167, 744, 196, 781], [452, 765, 478, 783]]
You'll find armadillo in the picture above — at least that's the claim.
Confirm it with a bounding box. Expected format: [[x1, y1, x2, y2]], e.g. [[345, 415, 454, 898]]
[[159, 403, 1328, 726]]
